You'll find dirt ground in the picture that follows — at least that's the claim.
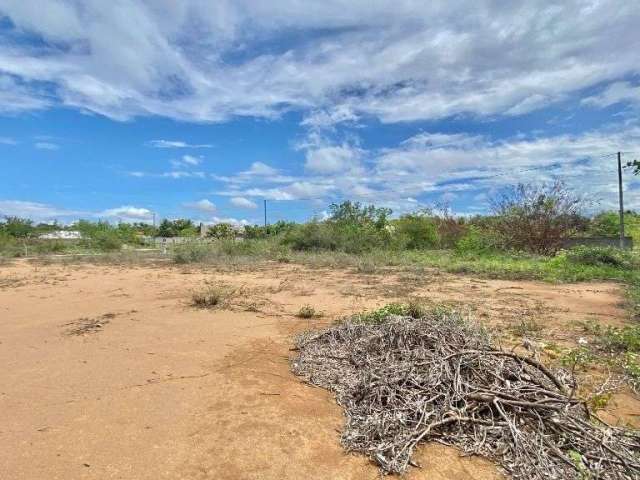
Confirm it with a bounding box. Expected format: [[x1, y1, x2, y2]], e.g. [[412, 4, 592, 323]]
[[1, 258, 638, 479]]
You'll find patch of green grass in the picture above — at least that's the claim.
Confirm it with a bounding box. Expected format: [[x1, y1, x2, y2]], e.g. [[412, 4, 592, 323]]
[[353, 302, 433, 324]]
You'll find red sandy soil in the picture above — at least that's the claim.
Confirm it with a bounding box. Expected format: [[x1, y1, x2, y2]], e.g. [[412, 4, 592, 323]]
[[0, 259, 637, 479]]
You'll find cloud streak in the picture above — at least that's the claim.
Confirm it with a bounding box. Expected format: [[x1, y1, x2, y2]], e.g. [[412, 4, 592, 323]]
[[0, 1, 638, 124]]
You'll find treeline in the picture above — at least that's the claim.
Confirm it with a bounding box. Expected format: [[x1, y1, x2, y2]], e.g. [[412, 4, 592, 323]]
[[1, 183, 639, 257]]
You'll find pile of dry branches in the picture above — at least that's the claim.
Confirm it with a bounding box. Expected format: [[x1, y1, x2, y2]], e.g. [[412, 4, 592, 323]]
[[292, 311, 640, 479]]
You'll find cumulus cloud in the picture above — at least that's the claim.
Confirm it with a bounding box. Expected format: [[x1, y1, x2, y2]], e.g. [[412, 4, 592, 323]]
[[230, 197, 257, 209], [244, 162, 278, 176], [209, 216, 250, 227], [0, 2, 638, 123], [0, 200, 83, 221], [217, 123, 640, 212], [100, 205, 153, 221], [183, 199, 216, 213]]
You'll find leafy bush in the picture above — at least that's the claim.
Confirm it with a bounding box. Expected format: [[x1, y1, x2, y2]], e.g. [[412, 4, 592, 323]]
[[206, 223, 236, 239], [244, 221, 295, 239], [588, 212, 621, 237], [157, 218, 198, 237], [561, 245, 636, 270], [328, 201, 391, 229], [217, 238, 258, 256], [490, 182, 587, 254], [83, 230, 123, 251], [173, 242, 212, 263], [0, 232, 20, 257], [283, 221, 337, 251], [283, 202, 395, 254], [455, 226, 496, 254], [394, 214, 438, 249], [0, 216, 34, 238]]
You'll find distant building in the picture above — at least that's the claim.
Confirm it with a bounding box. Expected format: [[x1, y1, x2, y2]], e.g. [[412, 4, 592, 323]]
[[39, 230, 83, 240]]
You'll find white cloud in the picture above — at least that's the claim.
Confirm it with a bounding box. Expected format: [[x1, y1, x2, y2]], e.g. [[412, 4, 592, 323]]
[[183, 198, 216, 213], [245, 161, 278, 176], [101, 205, 153, 222], [0, 2, 638, 123], [0, 136, 16, 145], [217, 123, 640, 212], [297, 131, 364, 175], [147, 139, 212, 148], [230, 196, 257, 209], [582, 81, 640, 109], [128, 170, 205, 179], [210, 216, 250, 226], [171, 154, 203, 168], [34, 141, 59, 150], [0, 200, 83, 221], [181, 154, 201, 166]]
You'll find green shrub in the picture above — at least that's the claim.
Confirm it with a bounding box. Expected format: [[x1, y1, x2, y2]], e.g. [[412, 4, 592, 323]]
[[394, 214, 438, 249], [217, 238, 257, 255], [0, 216, 34, 237], [0, 232, 20, 257], [455, 226, 496, 255], [283, 222, 338, 251], [562, 245, 636, 270], [206, 223, 236, 239], [173, 242, 212, 263], [354, 303, 408, 323], [84, 230, 123, 251]]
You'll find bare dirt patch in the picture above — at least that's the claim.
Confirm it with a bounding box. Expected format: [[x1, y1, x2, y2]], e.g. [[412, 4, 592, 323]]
[[0, 259, 636, 479]]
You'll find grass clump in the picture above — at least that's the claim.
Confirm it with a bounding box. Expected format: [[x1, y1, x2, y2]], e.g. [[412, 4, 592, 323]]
[[296, 304, 318, 318], [511, 318, 545, 338], [192, 285, 228, 308]]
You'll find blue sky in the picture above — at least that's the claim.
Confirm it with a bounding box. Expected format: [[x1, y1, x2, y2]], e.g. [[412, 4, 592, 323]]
[[0, 1, 639, 225]]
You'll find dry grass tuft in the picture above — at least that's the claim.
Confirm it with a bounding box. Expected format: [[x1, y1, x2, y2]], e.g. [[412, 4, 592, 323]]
[[192, 286, 227, 308], [296, 304, 318, 318]]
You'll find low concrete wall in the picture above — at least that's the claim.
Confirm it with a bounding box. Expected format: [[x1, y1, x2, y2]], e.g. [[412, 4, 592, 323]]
[[562, 236, 634, 250]]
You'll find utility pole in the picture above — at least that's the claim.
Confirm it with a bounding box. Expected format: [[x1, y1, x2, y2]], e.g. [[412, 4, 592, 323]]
[[152, 212, 156, 227], [617, 152, 625, 249], [263, 199, 267, 227]]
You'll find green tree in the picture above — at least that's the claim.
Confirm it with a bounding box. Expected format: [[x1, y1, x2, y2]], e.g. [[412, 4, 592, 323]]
[[328, 201, 391, 229], [157, 219, 176, 237], [491, 182, 587, 254], [1, 216, 34, 238], [206, 223, 236, 239], [394, 213, 438, 249]]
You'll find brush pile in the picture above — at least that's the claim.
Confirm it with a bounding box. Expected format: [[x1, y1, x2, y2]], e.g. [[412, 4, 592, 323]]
[[292, 310, 640, 479]]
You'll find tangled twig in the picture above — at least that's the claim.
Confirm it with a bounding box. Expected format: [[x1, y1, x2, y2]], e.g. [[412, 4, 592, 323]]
[[291, 311, 640, 479]]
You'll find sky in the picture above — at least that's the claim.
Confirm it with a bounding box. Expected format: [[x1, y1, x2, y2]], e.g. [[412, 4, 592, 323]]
[[0, 0, 639, 226]]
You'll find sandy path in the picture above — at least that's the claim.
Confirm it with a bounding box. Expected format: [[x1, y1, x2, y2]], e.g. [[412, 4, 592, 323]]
[[0, 260, 633, 479]]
